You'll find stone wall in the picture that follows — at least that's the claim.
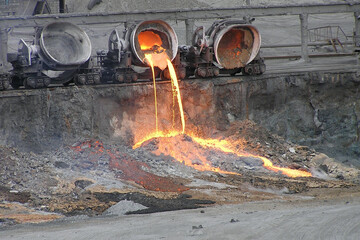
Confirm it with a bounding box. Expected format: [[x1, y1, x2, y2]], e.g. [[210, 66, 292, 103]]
[[0, 71, 359, 166], [212, 71, 360, 166]]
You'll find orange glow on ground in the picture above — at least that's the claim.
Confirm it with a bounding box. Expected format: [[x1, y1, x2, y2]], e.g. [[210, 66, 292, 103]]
[[133, 131, 312, 178], [260, 157, 312, 178], [188, 135, 312, 177], [133, 130, 239, 175]]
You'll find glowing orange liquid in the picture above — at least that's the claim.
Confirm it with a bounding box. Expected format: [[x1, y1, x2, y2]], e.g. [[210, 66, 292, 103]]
[[137, 32, 312, 178], [167, 59, 185, 133], [145, 54, 158, 131]]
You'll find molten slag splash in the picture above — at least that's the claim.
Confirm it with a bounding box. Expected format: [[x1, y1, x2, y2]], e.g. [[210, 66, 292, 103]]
[[137, 31, 312, 178]]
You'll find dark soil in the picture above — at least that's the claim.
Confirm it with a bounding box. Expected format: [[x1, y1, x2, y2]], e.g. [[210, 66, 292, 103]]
[[94, 192, 215, 214]]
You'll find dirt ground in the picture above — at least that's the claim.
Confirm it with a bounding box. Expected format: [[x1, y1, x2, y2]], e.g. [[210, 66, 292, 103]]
[[2, 189, 360, 240], [0, 119, 359, 229]]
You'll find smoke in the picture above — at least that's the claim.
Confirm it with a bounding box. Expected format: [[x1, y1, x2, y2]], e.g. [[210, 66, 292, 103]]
[[246, 184, 292, 194], [310, 167, 330, 180]]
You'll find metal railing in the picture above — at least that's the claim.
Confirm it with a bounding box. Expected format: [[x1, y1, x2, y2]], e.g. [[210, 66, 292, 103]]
[[1, 3, 359, 27], [1, 3, 360, 66], [308, 25, 350, 52]]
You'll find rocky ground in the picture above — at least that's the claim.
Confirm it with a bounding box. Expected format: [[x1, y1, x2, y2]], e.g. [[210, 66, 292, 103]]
[[1, 120, 359, 227], [3, 195, 360, 240]]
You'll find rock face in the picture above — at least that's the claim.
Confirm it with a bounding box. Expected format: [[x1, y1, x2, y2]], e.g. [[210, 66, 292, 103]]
[[0, 71, 359, 166], [216, 72, 360, 167]]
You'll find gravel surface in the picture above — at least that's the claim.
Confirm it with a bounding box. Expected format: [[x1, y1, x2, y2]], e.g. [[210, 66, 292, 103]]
[[2, 197, 360, 240]]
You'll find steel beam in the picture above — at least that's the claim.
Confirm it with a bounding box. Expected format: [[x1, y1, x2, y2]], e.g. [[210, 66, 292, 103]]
[[185, 19, 195, 45], [355, 12, 360, 73], [0, 3, 359, 28], [300, 13, 310, 63], [0, 28, 8, 69], [355, 12, 360, 47]]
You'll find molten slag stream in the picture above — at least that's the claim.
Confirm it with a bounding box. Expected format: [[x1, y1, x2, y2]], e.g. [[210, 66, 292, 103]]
[[260, 157, 312, 177], [137, 32, 311, 178], [190, 135, 312, 178], [145, 54, 158, 131], [167, 59, 185, 133]]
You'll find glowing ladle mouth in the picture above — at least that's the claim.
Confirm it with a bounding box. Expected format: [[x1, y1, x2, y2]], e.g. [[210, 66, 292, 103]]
[[140, 31, 169, 70], [132, 20, 178, 69]]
